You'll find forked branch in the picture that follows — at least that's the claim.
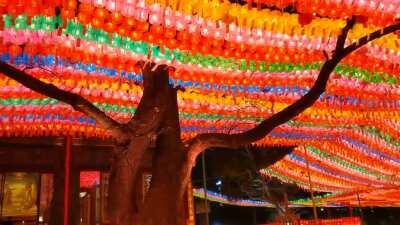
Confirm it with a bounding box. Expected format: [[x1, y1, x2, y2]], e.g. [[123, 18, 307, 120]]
[[0, 61, 131, 141], [187, 17, 400, 160]]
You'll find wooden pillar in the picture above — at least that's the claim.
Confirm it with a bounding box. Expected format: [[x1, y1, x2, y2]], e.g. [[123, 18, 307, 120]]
[[201, 153, 210, 225], [89, 188, 97, 225], [186, 181, 195, 225], [49, 136, 80, 225], [69, 167, 80, 225], [49, 152, 66, 225], [64, 136, 71, 225]]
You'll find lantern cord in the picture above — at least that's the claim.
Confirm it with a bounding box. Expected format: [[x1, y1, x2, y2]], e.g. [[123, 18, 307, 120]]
[[357, 192, 365, 225], [201, 152, 210, 225], [304, 147, 319, 224], [64, 136, 72, 225]]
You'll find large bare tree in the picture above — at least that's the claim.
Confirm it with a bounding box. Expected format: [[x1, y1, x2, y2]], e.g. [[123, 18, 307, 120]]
[[0, 16, 399, 225]]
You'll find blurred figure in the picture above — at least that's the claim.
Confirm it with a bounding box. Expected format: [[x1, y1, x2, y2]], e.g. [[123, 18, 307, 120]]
[[2, 217, 13, 225]]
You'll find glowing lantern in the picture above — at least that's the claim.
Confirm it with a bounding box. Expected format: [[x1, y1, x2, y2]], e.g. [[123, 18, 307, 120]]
[[298, 13, 313, 26]]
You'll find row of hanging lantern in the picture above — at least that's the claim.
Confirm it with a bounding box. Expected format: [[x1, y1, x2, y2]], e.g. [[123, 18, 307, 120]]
[[254, 0, 399, 25], [70, 2, 400, 55], [2, 67, 400, 157], [1, 29, 400, 106], [193, 188, 275, 207], [305, 137, 399, 179], [2, 17, 400, 90], [193, 187, 395, 209], [78, 0, 400, 27], [267, 162, 348, 192], [2, 6, 400, 78], [294, 148, 389, 187], [264, 217, 361, 225], [1, 2, 399, 70], [3, 11, 399, 85], [261, 137, 400, 192], [2, 69, 400, 132], [3, 0, 394, 60]]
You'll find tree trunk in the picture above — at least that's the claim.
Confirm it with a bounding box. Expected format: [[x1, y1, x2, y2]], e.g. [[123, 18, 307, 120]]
[[137, 85, 190, 225], [108, 65, 178, 225], [107, 143, 139, 225], [108, 139, 158, 225], [138, 149, 189, 225]]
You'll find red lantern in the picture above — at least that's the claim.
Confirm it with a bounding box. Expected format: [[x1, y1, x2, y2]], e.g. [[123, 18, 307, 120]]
[[79, 3, 94, 13], [92, 17, 104, 29], [24, 44, 38, 55], [6, 4, 19, 15], [130, 31, 143, 41], [25, 6, 40, 16], [104, 22, 115, 33], [9, 44, 22, 57], [164, 28, 176, 38], [117, 27, 127, 36], [0, 0, 8, 7], [137, 22, 149, 32], [355, 15, 368, 25], [150, 25, 163, 35], [298, 13, 313, 26], [43, 7, 55, 16]]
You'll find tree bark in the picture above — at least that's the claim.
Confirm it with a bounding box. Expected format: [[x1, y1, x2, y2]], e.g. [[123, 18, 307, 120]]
[[108, 64, 174, 225], [137, 84, 190, 225], [138, 148, 189, 225]]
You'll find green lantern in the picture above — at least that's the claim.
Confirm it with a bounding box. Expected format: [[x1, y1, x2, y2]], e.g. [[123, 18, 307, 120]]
[[14, 14, 28, 30], [3, 14, 13, 29]]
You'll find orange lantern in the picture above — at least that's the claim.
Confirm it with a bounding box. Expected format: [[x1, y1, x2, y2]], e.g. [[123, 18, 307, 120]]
[[111, 12, 123, 25], [78, 12, 90, 24], [61, 9, 75, 19], [130, 31, 143, 41], [65, 0, 77, 10], [92, 17, 104, 29], [94, 7, 108, 20], [104, 22, 115, 33]]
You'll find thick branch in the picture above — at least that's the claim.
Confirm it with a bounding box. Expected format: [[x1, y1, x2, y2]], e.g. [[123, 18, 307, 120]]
[[341, 22, 400, 58], [187, 18, 400, 160], [335, 16, 356, 54], [0, 61, 130, 140], [127, 63, 171, 136]]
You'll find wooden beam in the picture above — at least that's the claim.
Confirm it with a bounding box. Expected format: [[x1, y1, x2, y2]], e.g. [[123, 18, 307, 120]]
[[0, 147, 61, 172], [0, 147, 113, 172], [73, 146, 113, 171]]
